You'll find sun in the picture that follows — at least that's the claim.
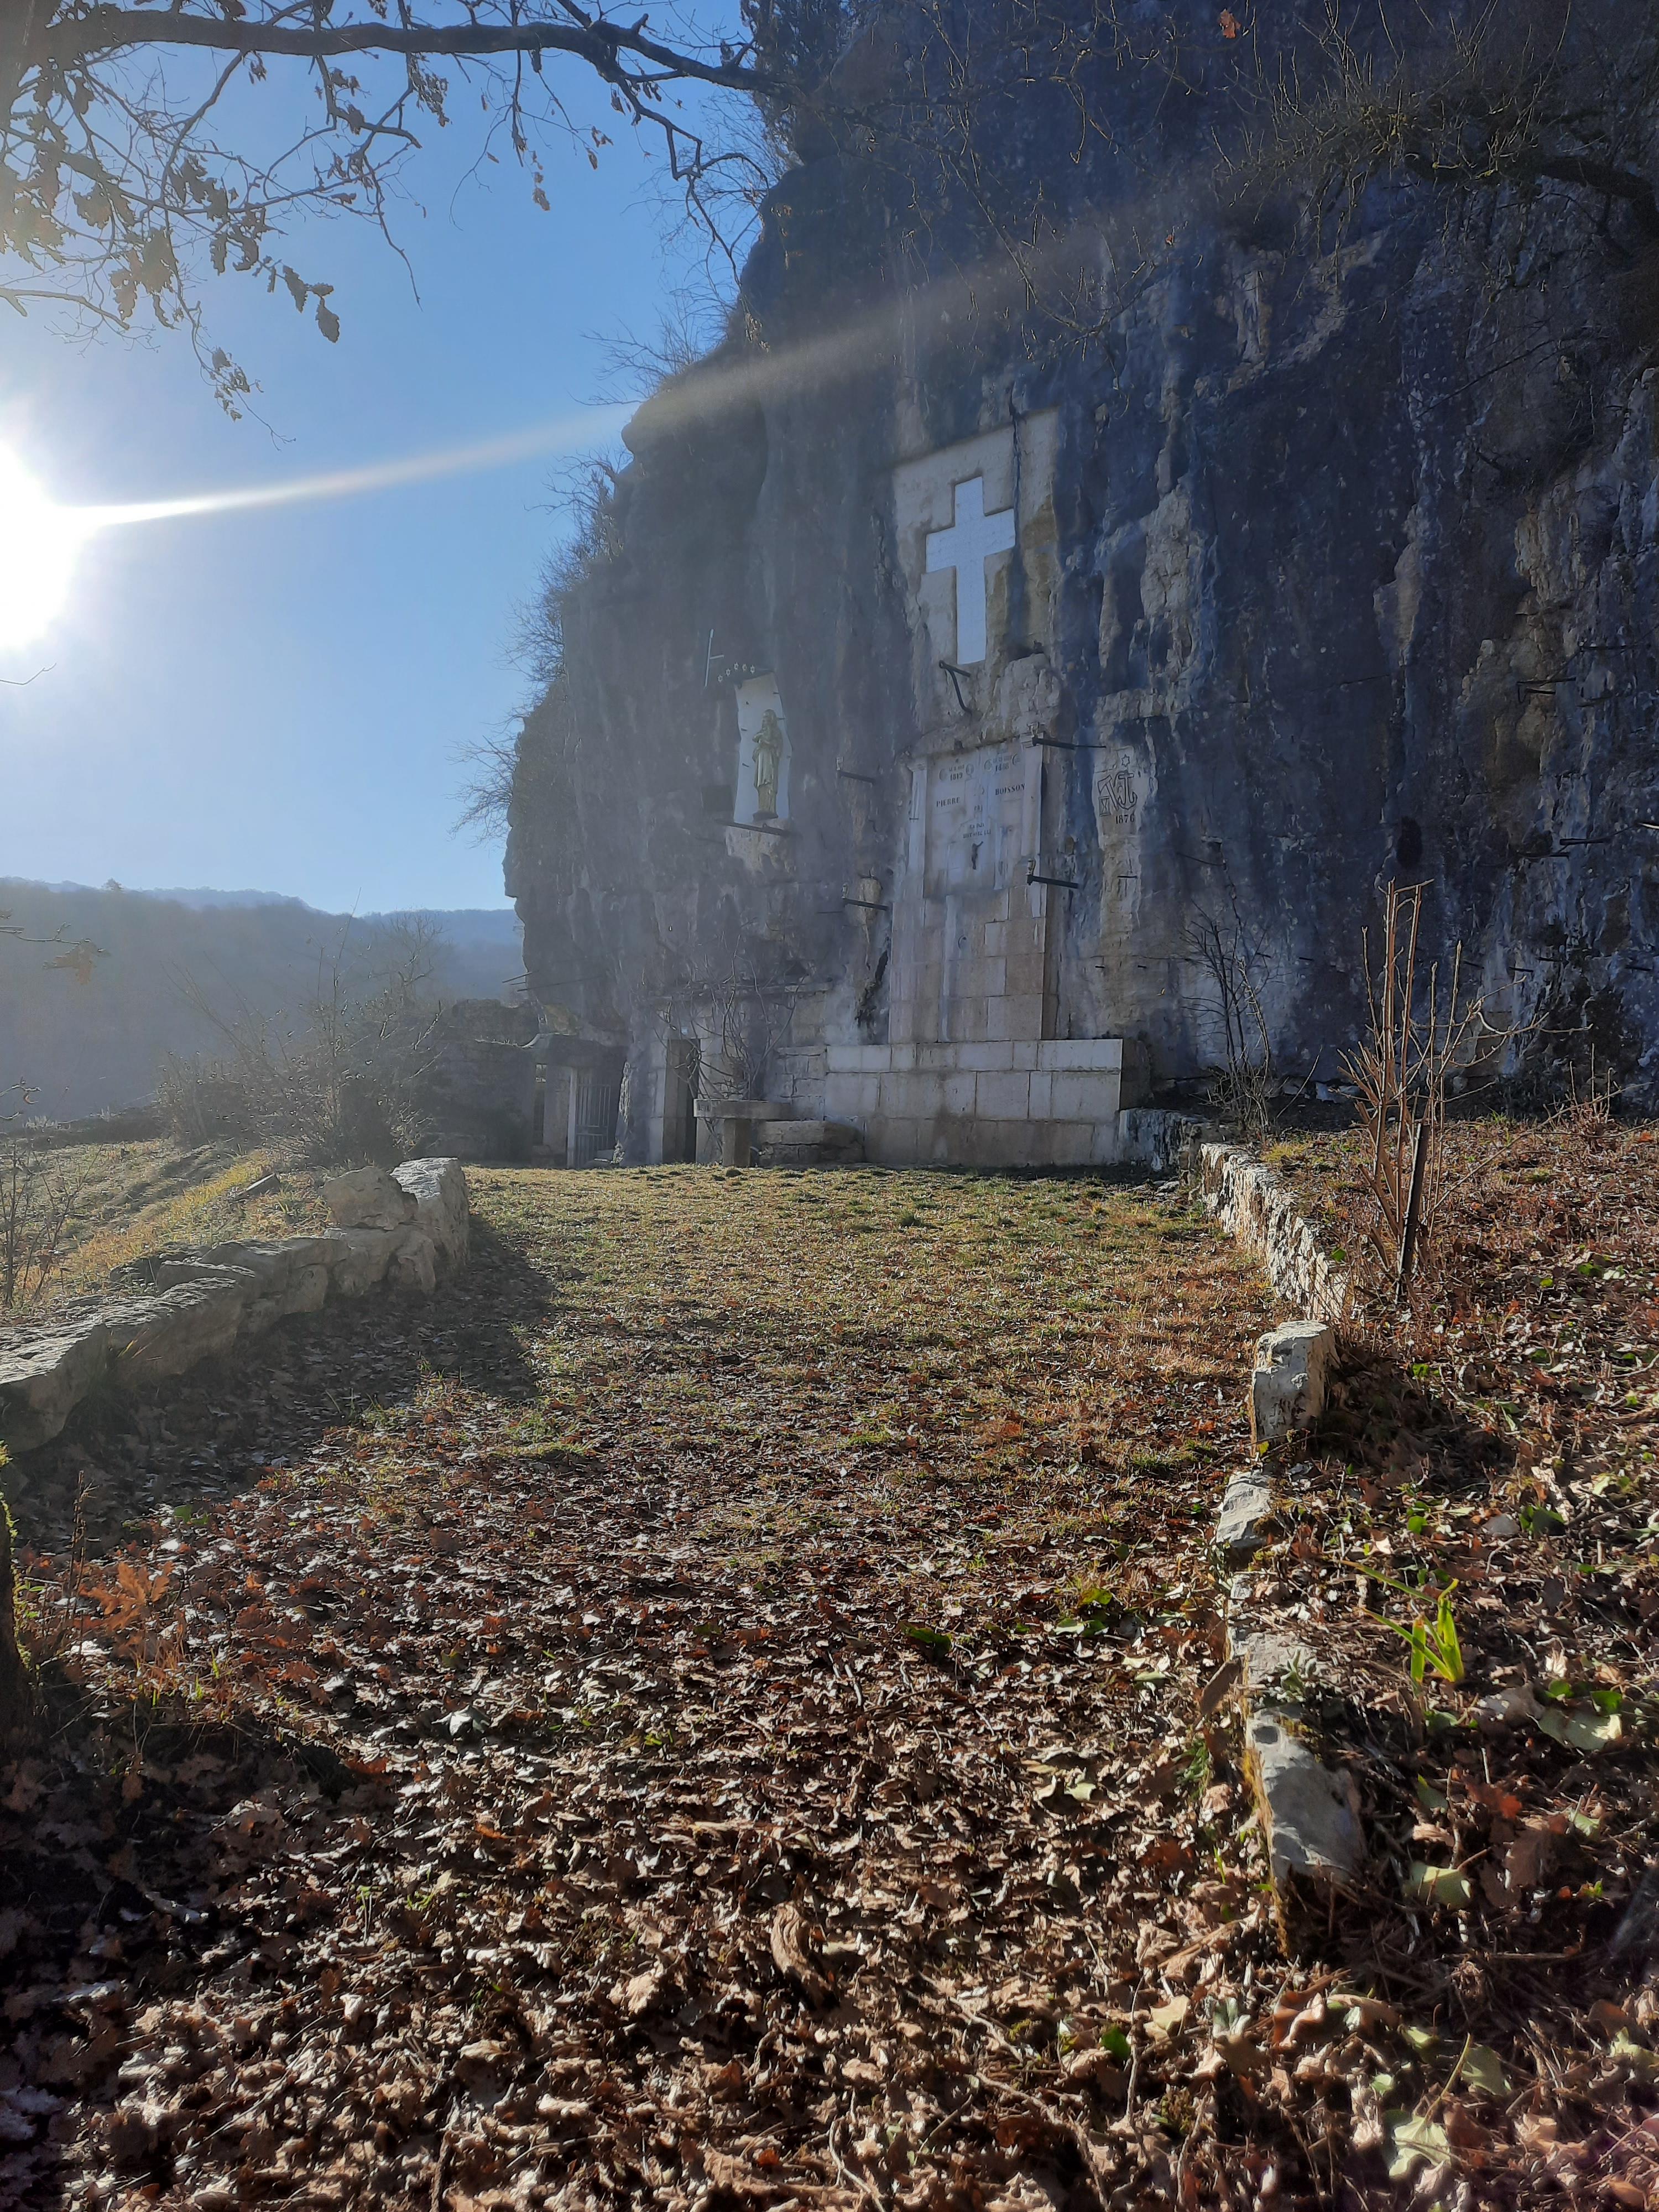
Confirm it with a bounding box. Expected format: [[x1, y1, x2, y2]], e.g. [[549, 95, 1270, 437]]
[[0, 447, 88, 652]]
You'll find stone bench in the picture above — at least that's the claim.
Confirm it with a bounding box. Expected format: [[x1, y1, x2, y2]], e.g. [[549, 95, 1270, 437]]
[[754, 1120, 865, 1169], [692, 1098, 791, 1168]]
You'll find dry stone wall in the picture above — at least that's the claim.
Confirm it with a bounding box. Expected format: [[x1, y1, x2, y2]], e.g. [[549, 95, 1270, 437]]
[[0, 1159, 468, 1457], [1199, 1144, 1350, 1324]]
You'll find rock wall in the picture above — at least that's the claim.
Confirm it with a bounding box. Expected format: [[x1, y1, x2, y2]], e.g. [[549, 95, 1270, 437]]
[[0, 1160, 468, 1457], [506, 1, 1659, 1150]]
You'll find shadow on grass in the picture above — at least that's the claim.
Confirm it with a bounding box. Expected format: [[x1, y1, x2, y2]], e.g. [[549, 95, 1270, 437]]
[[0, 1676, 389, 2209], [1322, 1333, 1517, 1498], [7, 1214, 556, 1551]]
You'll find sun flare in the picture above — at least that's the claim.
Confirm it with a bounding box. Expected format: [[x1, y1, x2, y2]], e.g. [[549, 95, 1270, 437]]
[[0, 407, 632, 658], [0, 447, 88, 653]]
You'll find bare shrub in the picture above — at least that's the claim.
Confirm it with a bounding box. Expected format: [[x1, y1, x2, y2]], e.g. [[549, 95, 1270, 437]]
[[1343, 881, 1500, 1297], [0, 1085, 86, 1313], [156, 921, 446, 1169], [1186, 909, 1277, 1140]]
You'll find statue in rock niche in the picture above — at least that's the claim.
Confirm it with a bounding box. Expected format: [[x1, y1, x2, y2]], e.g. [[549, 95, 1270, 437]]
[[752, 708, 785, 820]]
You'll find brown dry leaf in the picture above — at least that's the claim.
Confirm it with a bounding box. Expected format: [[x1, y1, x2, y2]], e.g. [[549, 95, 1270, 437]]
[[769, 1904, 831, 2005]]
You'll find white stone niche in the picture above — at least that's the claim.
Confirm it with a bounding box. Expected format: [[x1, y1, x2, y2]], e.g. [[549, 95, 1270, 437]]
[[892, 410, 1060, 711], [733, 674, 791, 826]]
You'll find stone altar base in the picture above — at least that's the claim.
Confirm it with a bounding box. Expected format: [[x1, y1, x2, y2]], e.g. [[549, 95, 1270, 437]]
[[754, 1120, 865, 1169], [823, 1038, 1150, 1168]]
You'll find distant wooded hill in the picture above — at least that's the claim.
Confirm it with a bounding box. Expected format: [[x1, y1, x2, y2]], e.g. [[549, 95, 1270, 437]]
[[0, 880, 524, 1121]]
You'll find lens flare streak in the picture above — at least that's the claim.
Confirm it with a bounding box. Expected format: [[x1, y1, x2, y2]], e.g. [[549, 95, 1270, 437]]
[[0, 404, 633, 654]]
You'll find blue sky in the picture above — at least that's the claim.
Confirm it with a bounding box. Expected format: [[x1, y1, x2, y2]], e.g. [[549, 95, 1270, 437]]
[[0, 55, 747, 914]]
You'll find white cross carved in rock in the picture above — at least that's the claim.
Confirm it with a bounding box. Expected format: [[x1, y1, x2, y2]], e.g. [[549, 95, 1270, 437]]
[[925, 475, 1016, 666]]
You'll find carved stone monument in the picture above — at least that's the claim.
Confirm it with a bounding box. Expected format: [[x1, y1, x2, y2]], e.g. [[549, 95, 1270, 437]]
[[822, 410, 1149, 1165]]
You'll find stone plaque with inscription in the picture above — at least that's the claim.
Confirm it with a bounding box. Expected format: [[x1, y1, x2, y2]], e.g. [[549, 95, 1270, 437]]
[[925, 741, 1030, 895]]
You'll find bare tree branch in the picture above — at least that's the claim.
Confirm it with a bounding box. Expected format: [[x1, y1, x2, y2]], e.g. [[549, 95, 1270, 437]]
[[44, 7, 778, 96]]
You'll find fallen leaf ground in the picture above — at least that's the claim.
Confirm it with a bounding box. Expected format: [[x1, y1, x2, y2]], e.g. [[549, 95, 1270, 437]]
[[11, 1145, 1658, 2212], [1, 1165, 1326, 2212]]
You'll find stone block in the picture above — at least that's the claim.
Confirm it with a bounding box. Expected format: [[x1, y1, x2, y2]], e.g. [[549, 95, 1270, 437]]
[[242, 1256, 331, 1333], [1234, 1629, 1317, 1694], [983, 997, 1016, 1042], [393, 1157, 470, 1266], [1050, 1071, 1118, 1120], [1044, 1122, 1097, 1165], [757, 1121, 864, 1167], [950, 1042, 1006, 1072], [325, 1228, 400, 1298], [975, 1072, 1031, 1120], [1250, 1320, 1335, 1447], [388, 1232, 439, 1296], [880, 1072, 945, 1119], [1086, 1121, 1124, 1163], [111, 1284, 250, 1382], [323, 1166, 418, 1232], [942, 1072, 977, 1116], [873, 1116, 922, 1160], [1027, 1071, 1052, 1119], [1010, 1040, 1040, 1069], [0, 1321, 112, 1453], [1216, 1469, 1277, 1562], [1244, 1711, 1364, 1892], [1036, 1037, 1124, 1073]]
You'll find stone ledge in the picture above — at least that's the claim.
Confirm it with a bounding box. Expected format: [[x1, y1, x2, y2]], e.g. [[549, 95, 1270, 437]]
[[1199, 1149, 1364, 1941], [1200, 1144, 1349, 1322], [0, 1159, 469, 1456], [1218, 1472, 1365, 1943]]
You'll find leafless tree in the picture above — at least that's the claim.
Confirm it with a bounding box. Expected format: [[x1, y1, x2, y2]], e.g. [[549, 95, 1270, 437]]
[[1342, 879, 1507, 1297], [1226, 2, 1659, 247], [1185, 907, 1277, 1141], [157, 916, 448, 1164], [0, 0, 788, 403]]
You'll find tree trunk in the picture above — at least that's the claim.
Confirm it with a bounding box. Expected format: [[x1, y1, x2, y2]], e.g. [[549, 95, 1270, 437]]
[[0, 1488, 30, 1744]]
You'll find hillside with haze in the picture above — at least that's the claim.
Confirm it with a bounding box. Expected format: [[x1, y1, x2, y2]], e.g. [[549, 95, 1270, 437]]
[[1, 880, 523, 1121]]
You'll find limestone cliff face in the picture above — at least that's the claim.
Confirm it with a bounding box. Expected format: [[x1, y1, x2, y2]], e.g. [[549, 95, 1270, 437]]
[[505, 6, 1659, 1145]]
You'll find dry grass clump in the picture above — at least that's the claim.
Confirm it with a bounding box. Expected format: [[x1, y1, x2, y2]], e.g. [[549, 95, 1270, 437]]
[[0, 1138, 332, 1322]]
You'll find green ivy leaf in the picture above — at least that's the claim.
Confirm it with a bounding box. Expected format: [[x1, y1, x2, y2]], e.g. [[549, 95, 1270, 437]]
[[1405, 1862, 1472, 1910], [1385, 2113, 1450, 2182]]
